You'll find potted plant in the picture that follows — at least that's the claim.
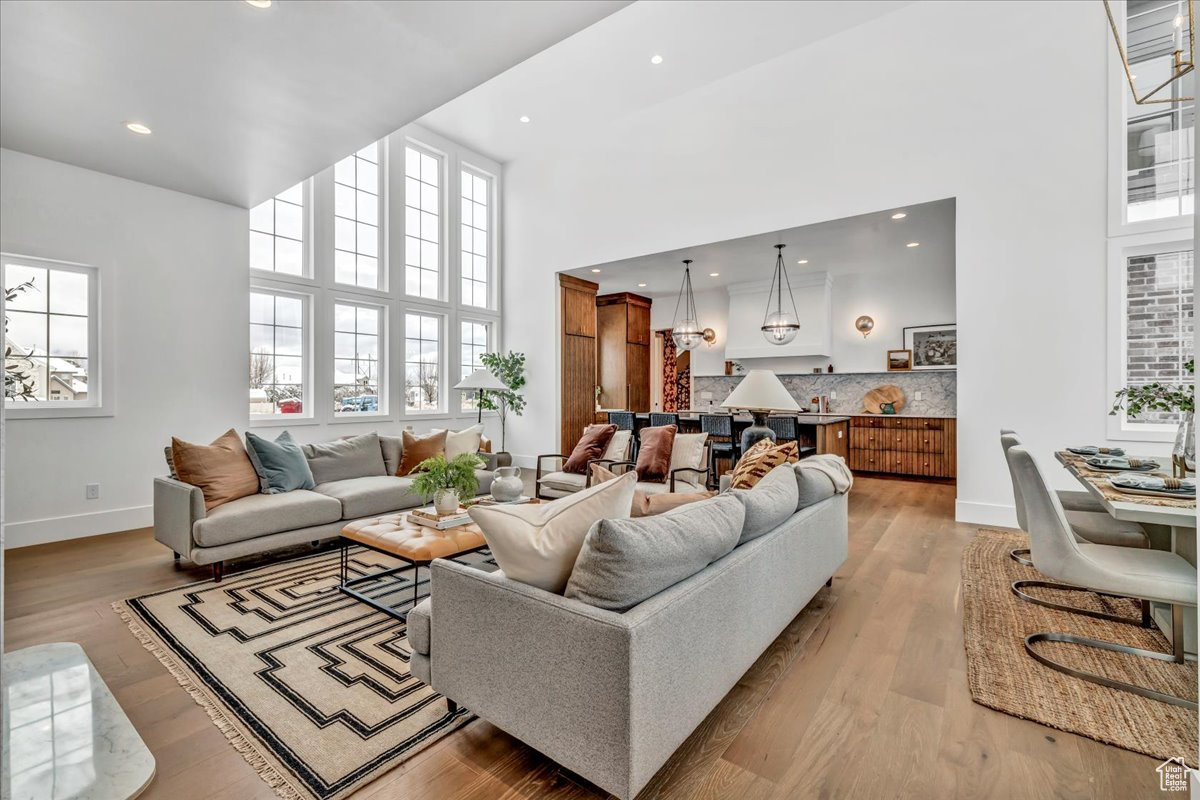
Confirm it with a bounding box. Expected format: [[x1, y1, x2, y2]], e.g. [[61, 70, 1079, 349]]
[[479, 351, 526, 465], [410, 453, 485, 515], [1110, 358, 1195, 472]]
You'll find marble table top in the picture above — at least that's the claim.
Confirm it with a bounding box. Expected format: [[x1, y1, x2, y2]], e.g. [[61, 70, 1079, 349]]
[[3, 642, 155, 800]]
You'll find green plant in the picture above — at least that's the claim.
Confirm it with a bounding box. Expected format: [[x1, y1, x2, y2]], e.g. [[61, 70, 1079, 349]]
[[1110, 358, 1195, 418], [5, 278, 38, 401], [410, 453, 485, 503], [478, 351, 526, 451]]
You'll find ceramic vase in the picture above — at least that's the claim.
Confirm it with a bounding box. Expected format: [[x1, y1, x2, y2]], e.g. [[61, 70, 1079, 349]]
[[433, 489, 460, 515], [492, 466, 523, 502]]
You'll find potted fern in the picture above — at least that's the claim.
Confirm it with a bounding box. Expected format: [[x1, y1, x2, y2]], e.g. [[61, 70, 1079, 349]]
[[410, 453, 485, 514]]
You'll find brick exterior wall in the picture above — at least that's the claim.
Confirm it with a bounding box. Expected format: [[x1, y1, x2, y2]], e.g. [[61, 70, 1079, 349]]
[[1125, 249, 1194, 424]]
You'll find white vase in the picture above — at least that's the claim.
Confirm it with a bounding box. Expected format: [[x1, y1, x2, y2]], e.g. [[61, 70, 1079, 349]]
[[433, 489, 460, 515], [492, 466, 523, 502]]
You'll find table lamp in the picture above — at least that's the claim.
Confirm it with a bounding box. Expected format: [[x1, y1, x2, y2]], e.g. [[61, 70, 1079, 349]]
[[454, 369, 509, 424], [720, 369, 800, 452]]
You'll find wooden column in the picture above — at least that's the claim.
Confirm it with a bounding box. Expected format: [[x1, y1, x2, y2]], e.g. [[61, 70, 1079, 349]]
[[560, 275, 599, 455]]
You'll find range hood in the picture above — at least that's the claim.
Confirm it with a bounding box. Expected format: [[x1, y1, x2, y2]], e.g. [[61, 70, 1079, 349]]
[[724, 272, 833, 359]]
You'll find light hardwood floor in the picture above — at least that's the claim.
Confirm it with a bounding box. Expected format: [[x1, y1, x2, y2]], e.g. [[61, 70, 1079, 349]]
[[3, 477, 1166, 799]]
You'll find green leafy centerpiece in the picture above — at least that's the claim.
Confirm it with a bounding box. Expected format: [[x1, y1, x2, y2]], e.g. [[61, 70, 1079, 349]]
[[410, 453, 485, 515]]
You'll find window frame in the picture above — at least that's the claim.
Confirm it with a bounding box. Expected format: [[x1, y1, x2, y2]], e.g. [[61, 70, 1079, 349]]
[[402, 141, 447, 303], [457, 317, 493, 413], [332, 142, 388, 294], [403, 309, 446, 416], [1106, 229, 1195, 442], [249, 180, 313, 281], [459, 163, 496, 311], [3, 253, 110, 419], [331, 297, 389, 421], [248, 285, 315, 426]]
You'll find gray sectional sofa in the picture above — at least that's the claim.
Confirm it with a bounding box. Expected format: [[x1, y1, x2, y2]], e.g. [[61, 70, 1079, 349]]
[[408, 463, 849, 799], [154, 432, 496, 580]]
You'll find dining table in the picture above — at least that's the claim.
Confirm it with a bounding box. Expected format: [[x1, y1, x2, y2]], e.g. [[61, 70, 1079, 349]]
[[1055, 450, 1197, 655]]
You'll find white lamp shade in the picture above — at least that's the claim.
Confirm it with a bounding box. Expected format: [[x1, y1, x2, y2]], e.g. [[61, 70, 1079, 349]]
[[720, 369, 800, 412], [454, 369, 508, 391]]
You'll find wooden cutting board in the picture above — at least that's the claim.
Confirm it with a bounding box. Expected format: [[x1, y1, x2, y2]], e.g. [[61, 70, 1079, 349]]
[[863, 384, 906, 414]]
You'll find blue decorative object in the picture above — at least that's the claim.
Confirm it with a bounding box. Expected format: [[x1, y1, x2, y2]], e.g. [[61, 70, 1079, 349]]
[[245, 430, 316, 493]]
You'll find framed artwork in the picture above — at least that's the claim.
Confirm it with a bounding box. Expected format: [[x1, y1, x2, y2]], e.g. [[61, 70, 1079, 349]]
[[886, 349, 912, 371], [904, 323, 957, 370]]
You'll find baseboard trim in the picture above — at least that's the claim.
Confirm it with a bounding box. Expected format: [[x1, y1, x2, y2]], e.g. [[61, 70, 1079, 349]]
[[4, 504, 153, 549], [956, 499, 1018, 529]]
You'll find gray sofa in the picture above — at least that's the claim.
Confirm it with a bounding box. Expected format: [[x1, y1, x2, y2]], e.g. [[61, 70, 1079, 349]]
[[154, 433, 496, 581], [408, 466, 849, 799]]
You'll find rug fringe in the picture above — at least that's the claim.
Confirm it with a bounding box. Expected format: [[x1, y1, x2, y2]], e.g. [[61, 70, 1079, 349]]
[[111, 600, 310, 800]]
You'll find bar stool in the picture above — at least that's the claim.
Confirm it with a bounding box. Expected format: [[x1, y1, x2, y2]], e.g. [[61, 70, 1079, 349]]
[[700, 413, 738, 488], [608, 411, 638, 459], [649, 412, 680, 428], [767, 415, 816, 459]]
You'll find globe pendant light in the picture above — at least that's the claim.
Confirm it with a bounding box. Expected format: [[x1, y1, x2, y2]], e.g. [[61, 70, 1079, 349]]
[[671, 259, 704, 351], [761, 244, 801, 345]]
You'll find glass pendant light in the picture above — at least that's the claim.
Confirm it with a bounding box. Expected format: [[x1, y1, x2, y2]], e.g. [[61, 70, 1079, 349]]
[[671, 259, 703, 351], [761, 244, 801, 345]]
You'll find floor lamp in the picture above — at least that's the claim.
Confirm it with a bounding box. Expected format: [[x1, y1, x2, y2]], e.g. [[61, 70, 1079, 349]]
[[454, 369, 509, 424]]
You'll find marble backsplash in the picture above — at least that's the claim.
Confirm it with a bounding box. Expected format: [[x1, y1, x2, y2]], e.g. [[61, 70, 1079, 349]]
[[691, 370, 957, 416]]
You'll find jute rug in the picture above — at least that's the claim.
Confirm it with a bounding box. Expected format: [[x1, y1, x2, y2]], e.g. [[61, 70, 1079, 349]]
[[963, 529, 1197, 761], [115, 546, 494, 800]]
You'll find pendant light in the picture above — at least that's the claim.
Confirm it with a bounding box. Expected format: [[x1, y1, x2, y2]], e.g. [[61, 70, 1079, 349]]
[[761, 244, 801, 345], [671, 259, 703, 351]]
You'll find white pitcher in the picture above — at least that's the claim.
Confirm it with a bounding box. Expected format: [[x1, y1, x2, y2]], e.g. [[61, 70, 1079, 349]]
[[492, 466, 523, 502]]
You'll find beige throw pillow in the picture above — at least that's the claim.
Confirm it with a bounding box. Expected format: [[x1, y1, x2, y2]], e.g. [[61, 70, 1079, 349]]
[[434, 424, 484, 461], [668, 432, 708, 486], [602, 429, 633, 463], [590, 463, 715, 517], [468, 471, 636, 593]]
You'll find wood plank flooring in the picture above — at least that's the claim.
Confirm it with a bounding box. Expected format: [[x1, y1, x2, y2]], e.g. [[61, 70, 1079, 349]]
[[3, 477, 1167, 799]]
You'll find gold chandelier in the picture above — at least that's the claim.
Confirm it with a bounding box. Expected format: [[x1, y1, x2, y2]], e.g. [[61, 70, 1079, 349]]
[[1104, 0, 1194, 104]]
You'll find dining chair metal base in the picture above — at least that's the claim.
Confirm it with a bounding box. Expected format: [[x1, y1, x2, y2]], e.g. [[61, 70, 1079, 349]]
[[1010, 547, 1033, 566], [1011, 580, 1152, 627], [1024, 624, 1195, 710]]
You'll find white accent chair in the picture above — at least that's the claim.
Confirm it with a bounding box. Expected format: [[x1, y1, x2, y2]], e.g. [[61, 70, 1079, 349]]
[[535, 429, 635, 499]]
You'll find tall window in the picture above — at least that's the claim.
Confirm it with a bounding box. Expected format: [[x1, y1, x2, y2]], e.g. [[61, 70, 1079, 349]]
[[405, 312, 441, 412], [1123, 246, 1194, 424], [460, 320, 490, 411], [333, 302, 383, 415], [461, 169, 490, 307], [405, 146, 441, 299], [334, 142, 381, 289], [3, 258, 95, 406], [249, 182, 305, 275], [250, 290, 308, 417], [1122, 0, 1194, 223]]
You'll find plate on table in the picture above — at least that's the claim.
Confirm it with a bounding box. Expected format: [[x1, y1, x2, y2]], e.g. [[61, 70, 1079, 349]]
[[1108, 472, 1195, 499], [1085, 456, 1159, 472], [1067, 446, 1125, 457]]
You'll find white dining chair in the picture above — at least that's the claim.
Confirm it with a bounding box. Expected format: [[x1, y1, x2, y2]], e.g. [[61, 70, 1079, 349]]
[[1006, 444, 1196, 709]]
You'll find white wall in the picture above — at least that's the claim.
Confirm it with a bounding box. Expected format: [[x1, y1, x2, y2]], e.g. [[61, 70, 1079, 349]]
[[501, 0, 1164, 525]]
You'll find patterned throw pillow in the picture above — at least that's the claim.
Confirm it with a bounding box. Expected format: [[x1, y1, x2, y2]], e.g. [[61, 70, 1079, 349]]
[[728, 439, 800, 490]]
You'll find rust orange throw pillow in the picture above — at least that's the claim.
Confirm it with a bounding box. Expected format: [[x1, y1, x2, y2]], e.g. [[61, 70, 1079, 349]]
[[729, 438, 800, 490], [634, 424, 676, 483], [564, 424, 617, 474], [171, 429, 261, 510], [397, 429, 448, 476]]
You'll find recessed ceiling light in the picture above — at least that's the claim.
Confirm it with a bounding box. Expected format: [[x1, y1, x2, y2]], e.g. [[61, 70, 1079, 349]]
[[637, 283, 647, 287], [245, 0, 272, 7], [650, 54, 663, 65], [796, 259, 809, 265], [591, 268, 601, 273], [906, 242, 920, 248], [891, 212, 907, 220], [709, 272, 720, 277], [519, 115, 531, 123], [124, 121, 152, 135]]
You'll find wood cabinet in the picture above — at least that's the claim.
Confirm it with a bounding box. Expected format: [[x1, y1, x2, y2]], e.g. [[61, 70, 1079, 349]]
[[560, 275, 599, 454], [816, 420, 849, 460], [847, 416, 956, 479], [596, 292, 652, 413]]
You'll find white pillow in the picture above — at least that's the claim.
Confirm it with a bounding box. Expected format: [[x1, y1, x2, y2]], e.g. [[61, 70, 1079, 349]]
[[433, 424, 484, 461], [468, 472, 636, 593], [669, 432, 708, 485], [603, 429, 633, 463]]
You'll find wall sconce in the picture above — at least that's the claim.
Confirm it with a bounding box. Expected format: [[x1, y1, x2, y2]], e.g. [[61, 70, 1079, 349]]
[[855, 315, 875, 338], [702, 328, 717, 346]]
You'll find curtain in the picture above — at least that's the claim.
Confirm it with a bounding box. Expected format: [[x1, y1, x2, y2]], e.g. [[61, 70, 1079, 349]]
[[662, 332, 678, 412]]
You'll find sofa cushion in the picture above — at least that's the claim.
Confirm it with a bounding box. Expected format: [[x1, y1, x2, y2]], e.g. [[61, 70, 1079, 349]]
[[171, 429, 261, 511], [397, 429, 447, 476], [538, 470, 587, 493], [407, 597, 432, 656], [313, 476, 424, 519], [433, 424, 484, 461], [303, 433, 387, 484], [468, 472, 636, 593], [730, 464, 799, 544], [590, 463, 714, 516], [244, 430, 315, 493], [379, 435, 404, 477], [565, 493, 744, 612], [668, 432, 708, 484], [192, 490, 342, 547], [474, 469, 495, 498], [794, 464, 837, 510]]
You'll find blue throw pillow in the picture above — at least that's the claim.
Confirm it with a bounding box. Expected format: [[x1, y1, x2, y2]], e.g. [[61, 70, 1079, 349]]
[[244, 431, 316, 493]]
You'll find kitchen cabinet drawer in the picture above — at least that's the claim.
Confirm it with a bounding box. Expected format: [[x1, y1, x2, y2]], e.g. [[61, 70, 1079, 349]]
[[850, 448, 951, 477], [851, 416, 945, 431], [850, 428, 944, 453]]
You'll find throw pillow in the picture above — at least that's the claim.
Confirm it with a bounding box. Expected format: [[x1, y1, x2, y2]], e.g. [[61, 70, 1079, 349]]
[[244, 430, 316, 494], [564, 494, 744, 612], [730, 463, 799, 544], [378, 435, 404, 477], [728, 438, 800, 490], [396, 429, 447, 476], [434, 424, 484, 461], [303, 433, 387, 484], [794, 463, 837, 510], [634, 424, 676, 483], [591, 463, 715, 517], [564, 424, 617, 474], [480, 436, 493, 453], [468, 471, 636, 593], [602, 429, 632, 462], [668, 432, 708, 487], [171, 429, 260, 511]]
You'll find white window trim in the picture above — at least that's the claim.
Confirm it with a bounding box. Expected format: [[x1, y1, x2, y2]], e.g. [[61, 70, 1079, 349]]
[[249, 179, 314, 282], [1106, 229, 1195, 442], [402, 139, 449, 304], [332, 143, 388, 294], [459, 162, 498, 312], [457, 316, 499, 415], [249, 284, 315, 426], [331, 296, 389, 421], [403, 309, 446, 416], [3, 253, 112, 420]]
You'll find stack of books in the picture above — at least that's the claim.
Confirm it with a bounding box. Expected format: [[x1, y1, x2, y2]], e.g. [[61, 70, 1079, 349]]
[[408, 506, 471, 530]]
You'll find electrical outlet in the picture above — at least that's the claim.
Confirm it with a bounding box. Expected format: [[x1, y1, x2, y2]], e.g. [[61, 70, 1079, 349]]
[[914, 390, 923, 401], [85, 483, 100, 500], [837, 430, 844, 439], [829, 390, 837, 400]]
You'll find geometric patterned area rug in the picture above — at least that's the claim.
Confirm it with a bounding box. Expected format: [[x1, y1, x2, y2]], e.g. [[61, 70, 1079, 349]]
[[962, 529, 1198, 762], [114, 546, 493, 800]]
